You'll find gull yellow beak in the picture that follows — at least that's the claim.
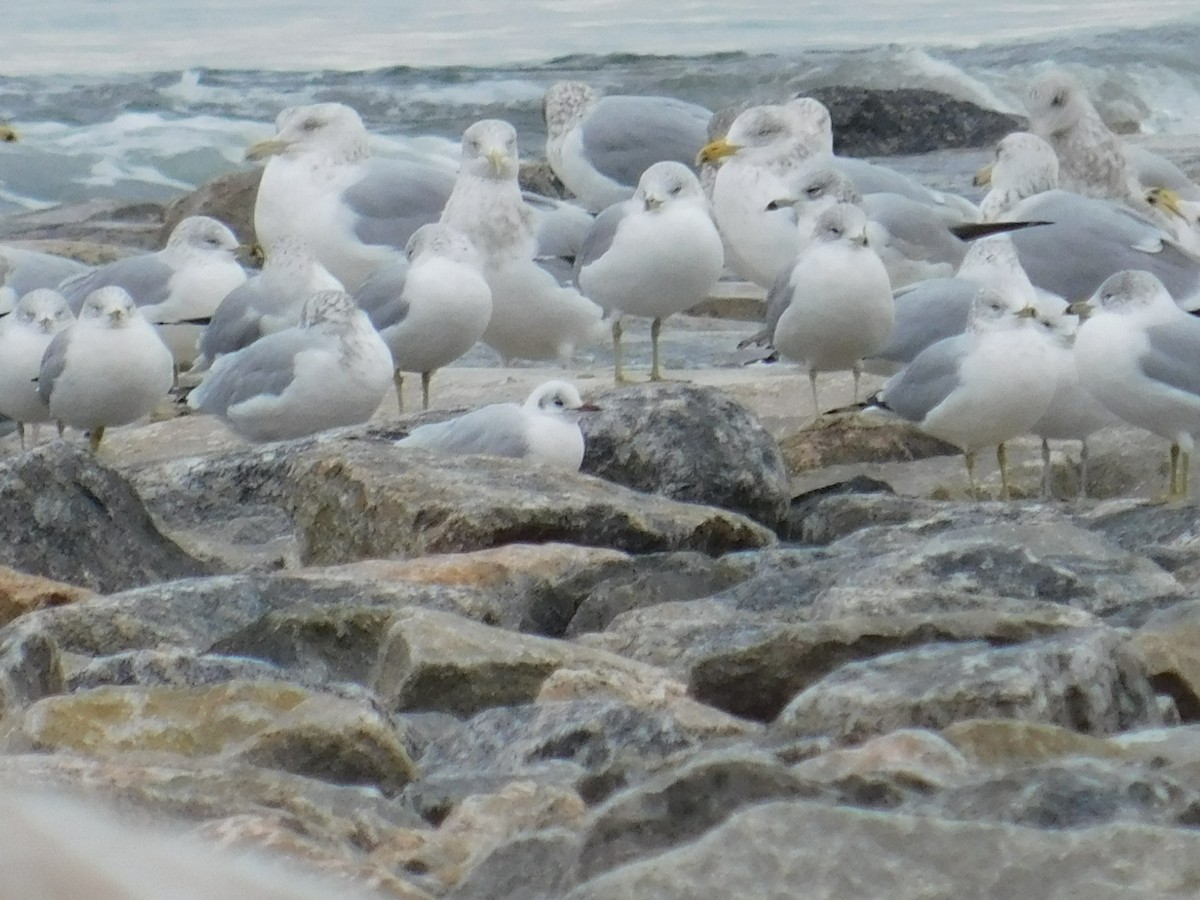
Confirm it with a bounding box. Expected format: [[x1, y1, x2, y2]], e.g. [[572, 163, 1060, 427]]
[[1148, 187, 1184, 219], [1065, 299, 1094, 319], [0, 123, 18, 143], [973, 161, 993, 187], [643, 195, 663, 211], [245, 137, 289, 162], [485, 147, 508, 174], [696, 138, 741, 167], [1015, 305, 1039, 319]]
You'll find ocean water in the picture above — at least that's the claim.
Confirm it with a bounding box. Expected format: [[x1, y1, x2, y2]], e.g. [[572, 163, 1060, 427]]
[[2, 2, 1200, 214]]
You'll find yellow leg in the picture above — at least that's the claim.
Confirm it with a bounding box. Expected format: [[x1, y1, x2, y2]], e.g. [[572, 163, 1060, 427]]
[[87, 425, 105, 453], [1170, 443, 1182, 499], [649, 317, 665, 381], [997, 443, 1011, 500], [393, 369, 404, 414], [852, 362, 862, 404], [611, 318, 631, 385], [964, 450, 978, 499], [1040, 438, 1052, 500], [808, 368, 820, 420], [1183, 450, 1191, 498]]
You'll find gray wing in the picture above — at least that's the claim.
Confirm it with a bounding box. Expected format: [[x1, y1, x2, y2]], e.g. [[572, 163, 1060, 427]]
[[580, 95, 712, 188], [343, 159, 455, 250], [188, 329, 310, 414], [398, 403, 531, 459], [877, 334, 969, 423], [873, 277, 978, 367], [37, 328, 74, 405], [1129, 145, 1200, 201], [1137, 322, 1200, 400], [574, 201, 632, 284], [832, 157, 940, 205], [59, 254, 174, 313], [353, 260, 410, 331], [2, 247, 89, 296], [736, 264, 793, 351], [526, 192, 594, 259], [862, 192, 967, 267], [1010, 190, 1200, 303], [198, 278, 269, 360]]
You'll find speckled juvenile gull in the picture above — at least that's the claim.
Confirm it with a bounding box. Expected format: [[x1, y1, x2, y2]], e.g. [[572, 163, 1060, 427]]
[[249, 102, 455, 291], [769, 203, 893, 413], [1073, 269, 1200, 497], [543, 81, 712, 213], [440, 119, 603, 363], [978, 131, 1200, 310], [698, 102, 830, 287], [188, 290, 392, 443], [872, 288, 1056, 498], [38, 286, 174, 452], [58, 216, 247, 367], [0, 289, 74, 447], [353, 223, 492, 411], [397, 379, 597, 471], [0, 246, 88, 315], [193, 236, 342, 372], [1028, 301, 1119, 498], [575, 161, 723, 383]]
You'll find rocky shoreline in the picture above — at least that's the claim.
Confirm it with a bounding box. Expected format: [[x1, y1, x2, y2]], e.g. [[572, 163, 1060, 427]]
[[3, 87, 1200, 897]]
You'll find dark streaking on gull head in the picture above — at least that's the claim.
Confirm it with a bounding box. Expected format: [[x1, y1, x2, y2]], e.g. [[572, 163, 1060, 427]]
[[187, 289, 393, 443], [397, 379, 598, 471], [249, 101, 455, 292], [39, 286, 174, 452], [543, 81, 712, 213]]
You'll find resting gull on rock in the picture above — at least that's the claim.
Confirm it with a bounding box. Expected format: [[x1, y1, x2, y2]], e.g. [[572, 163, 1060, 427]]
[[0, 289, 74, 447]]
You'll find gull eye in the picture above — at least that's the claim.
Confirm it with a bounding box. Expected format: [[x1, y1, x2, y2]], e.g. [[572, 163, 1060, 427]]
[[805, 183, 822, 197], [1050, 91, 1066, 108], [553, 397, 565, 407], [301, 117, 320, 132], [668, 183, 682, 196]]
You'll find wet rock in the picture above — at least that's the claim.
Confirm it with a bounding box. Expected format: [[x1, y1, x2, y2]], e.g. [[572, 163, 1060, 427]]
[[772, 629, 1162, 744], [779, 414, 958, 475], [161, 167, 262, 248], [579, 383, 791, 531], [0, 444, 212, 593], [1129, 626, 1200, 721], [1, 680, 418, 793], [809, 86, 1023, 156], [564, 798, 1200, 899], [0, 197, 164, 248]]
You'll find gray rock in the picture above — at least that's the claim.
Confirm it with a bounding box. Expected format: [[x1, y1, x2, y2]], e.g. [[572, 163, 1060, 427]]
[[0, 444, 211, 593], [160, 168, 262, 249], [0, 627, 63, 720], [773, 629, 1163, 743], [579, 383, 791, 531], [450, 829, 582, 900], [565, 798, 1200, 899]]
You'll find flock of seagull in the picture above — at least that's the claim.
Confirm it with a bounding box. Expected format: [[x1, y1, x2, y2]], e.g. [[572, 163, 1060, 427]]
[[3, 68, 1200, 494]]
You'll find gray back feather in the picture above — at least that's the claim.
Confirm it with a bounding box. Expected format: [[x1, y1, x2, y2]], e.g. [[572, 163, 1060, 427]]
[[399, 403, 531, 459], [574, 201, 631, 283], [345, 159, 455, 250], [875, 277, 978, 366], [59, 254, 174, 314], [353, 260, 411, 331], [878, 333, 969, 422], [37, 328, 74, 405], [189, 329, 310, 414], [581, 95, 711, 188], [1138, 322, 1200, 400]]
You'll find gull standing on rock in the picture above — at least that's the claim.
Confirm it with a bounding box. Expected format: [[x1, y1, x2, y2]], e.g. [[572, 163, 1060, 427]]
[[440, 119, 603, 363], [0, 289, 74, 447], [58, 216, 247, 369], [871, 288, 1056, 499], [1072, 270, 1200, 499], [38, 286, 174, 452], [397, 380, 597, 471], [188, 290, 393, 443], [353, 223, 492, 411], [575, 161, 723, 383], [768, 203, 893, 414], [248, 102, 455, 291], [194, 236, 343, 372], [542, 81, 712, 213]]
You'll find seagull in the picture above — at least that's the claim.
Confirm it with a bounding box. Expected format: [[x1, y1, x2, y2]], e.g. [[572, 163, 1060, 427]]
[[1071, 269, 1200, 498], [353, 222, 492, 411], [575, 161, 724, 383], [871, 288, 1056, 498], [397, 380, 598, 471], [1, 247, 89, 316], [248, 102, 455, 291], [193, 236, 343, 372], [542, 81, 712, 213], [439, 118, 603, 363], [188, 290, 393, 443], [0, 289, 74, 447], [768, 202, 894, 413], [57, 216, 247, 368], [38, 286, 174, 452]]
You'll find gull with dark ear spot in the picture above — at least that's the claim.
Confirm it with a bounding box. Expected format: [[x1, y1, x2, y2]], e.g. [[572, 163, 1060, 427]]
[[353, 222, 492, 412], [1072, 269, 1200, 498], [38, 286, 174, 452], [0, 289, 74, 447], [575, 161, 724, 383], [57, 216, 247, 369], [397, 380, 598, 471], [187, 290, 393, 443], [543, 81, 712, 213]]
